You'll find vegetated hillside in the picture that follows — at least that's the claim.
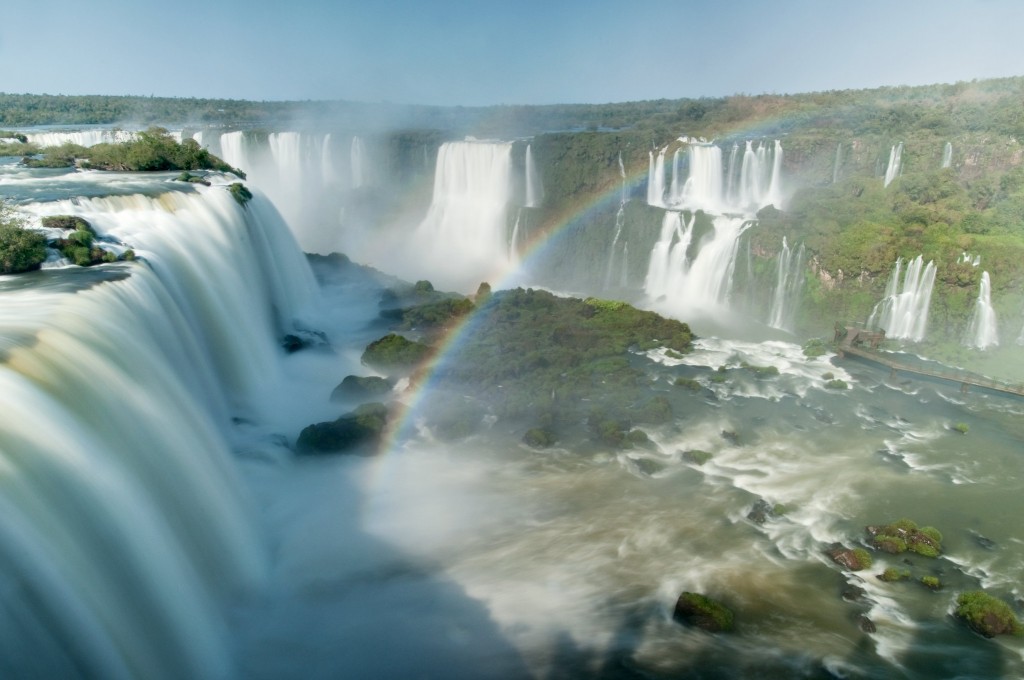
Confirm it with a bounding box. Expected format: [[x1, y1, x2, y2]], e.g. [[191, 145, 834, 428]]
[[515, 77, 1024, 353], [8, 78, 1024, 351]]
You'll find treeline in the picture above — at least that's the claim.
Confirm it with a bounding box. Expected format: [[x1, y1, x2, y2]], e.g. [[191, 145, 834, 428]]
[[4, 76, 1024, 139]]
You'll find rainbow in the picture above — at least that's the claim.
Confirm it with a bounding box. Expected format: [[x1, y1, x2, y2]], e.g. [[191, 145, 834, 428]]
[[361, 128, 795, 498]]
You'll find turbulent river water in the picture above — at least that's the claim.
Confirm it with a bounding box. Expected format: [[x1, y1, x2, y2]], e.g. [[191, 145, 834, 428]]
[[2, 159, 1023, 679]]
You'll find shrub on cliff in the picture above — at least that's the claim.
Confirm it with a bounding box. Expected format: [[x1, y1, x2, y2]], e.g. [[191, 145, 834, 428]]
[[955, 591, 1021, 637], [0, 204, 47, 274]]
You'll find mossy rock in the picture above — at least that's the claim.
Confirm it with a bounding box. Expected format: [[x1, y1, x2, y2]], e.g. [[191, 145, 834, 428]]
[[635, 395, 672, 425], [41, 215, 93, 232], [825, 379, 848, 390], [295, 402, 389, 455], [920, 576, 941, 590], [675, 377, 702, 391], [523, 427, 556, 448], [673, 592, 735, 633], [955, 591, 1022, 637], [330, 375, 394, 402], [803, 338, 829, 358], [228, 182, 253, 206], [741, 361, 780, 378], [866, 519, 942, 558], [361, 333, 431, 375], [877, 567, 911, 582], [682, 449, 712, 465], [826, 544, 872, 571], [626, 428, 653, 448]]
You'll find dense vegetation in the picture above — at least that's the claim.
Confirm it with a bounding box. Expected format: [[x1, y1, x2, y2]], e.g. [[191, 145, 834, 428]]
[[0, 204, 47, 274], [23, 127, 242, 174]]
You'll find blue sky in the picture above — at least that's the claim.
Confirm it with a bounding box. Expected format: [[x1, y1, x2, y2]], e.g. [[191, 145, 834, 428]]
[[4, 0, 1024, 105]]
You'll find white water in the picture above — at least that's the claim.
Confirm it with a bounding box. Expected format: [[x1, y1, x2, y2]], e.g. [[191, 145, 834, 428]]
[[965, 271, 999, 349], [216, 131, 368, 254], [941, 142, 953, 169], [767, 237, 805, 331], [525, 143, 543, 207], [648, 140, 784, 214], [407, 140, 515, 291], [643, 139, 783, 320], [0, 177, 318, 678], [24, 129, 138, 148], [883, 143, 903, 187], [867, 256, 936, 341], [604, 152, 629, 289], [645, 212, 751, 319]]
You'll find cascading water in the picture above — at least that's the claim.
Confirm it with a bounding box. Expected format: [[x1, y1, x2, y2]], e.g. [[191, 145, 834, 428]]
[[216, 131, 363, 254], [24, 129, 137, 148], [647, 147, 668, 207], [866, 256, 936, 342], [941, 142, 953, 169], [966, 271, 999, 349], [767, 237, 805, 331], [604, 152, 628, 289], [0, 175, 318, 679], [351, 135, 366, 188], [644, 138, 784, 321], [524, 143, 543, 208], [883, 142, 903, 187], [407, 140, 515, 291]]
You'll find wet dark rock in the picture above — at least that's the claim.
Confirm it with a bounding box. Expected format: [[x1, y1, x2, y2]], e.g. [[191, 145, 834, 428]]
[[281, 328, 330, 353], [841, 584, 867, 602], [858, 616, 877, 633], [672, 592, 734, 633], [747, 499, 774, 525], [631, 457, 664, 476], [295, 402, 389, 455], [826, 544, 872, 571], [721, 430, 740, 445], [330, 375, 394, 402]]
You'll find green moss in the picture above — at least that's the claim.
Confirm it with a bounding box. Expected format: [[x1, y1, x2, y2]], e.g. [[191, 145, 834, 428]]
[[523, 427, 557, 448], [741, 362, 780, 378], [919, 576, 941, 590], [0, 210, 47, 275], [825, 379, 848, 390], [873, 535, 908, 554], [40, 215, 92, 232], [802, 338, 829, 357], [295, 402, 389, 455], [683, 450, 713, 465], [675, 377, 702, 391], [361, 333, 431, 375], [955, 591, 1022, 637], [878, 567, 911, 582], [868, 519, 942, 558], [673, 592, 735, 633], [954, 422, 970, 434], [228, 182, 253, 206], [852, 548, 873, 570]]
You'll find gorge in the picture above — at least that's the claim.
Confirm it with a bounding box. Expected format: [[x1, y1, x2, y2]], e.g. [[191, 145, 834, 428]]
[[3, 76, 1024, 679]]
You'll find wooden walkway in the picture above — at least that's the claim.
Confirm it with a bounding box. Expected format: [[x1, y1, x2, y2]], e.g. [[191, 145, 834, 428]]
[[832, 323, 1024, 398]]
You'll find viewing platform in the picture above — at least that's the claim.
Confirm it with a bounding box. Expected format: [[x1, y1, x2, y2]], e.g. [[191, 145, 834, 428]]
[[831, 322, 1024, 399]]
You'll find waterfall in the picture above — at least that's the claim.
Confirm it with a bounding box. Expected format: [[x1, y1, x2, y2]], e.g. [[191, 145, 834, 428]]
[[524, 144, 543, 207], [767, 237, 805, 331], [24, 129, 137, 148], [644, 213, 750, 318], [884, 143, 903, 187], [216, 131, 358, 254], [410, 140, 515, 291], [942, 142, 953, 169], [351, 135, 366, 189], [867, 256, 936, 342], [510, 209, 522, 264], [646, 147, 667, 207], [966, 271, 999, 349], [1, 182, 318, 678], [604, 152, 629, 289], [643, 138, 783, 319], [832, 143, 843, 184]]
